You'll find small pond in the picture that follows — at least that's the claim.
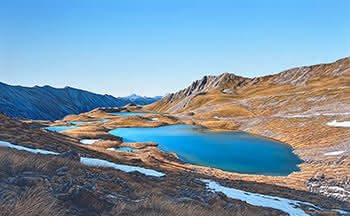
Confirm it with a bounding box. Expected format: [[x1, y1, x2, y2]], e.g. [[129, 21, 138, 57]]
[[108, 147, 137, 151], [68, 119, 110, 125], [46, 126, 79, 132]]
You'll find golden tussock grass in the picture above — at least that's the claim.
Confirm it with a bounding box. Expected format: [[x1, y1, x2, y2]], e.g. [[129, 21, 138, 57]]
[[0, 147, 81, 178], [111, 196, 247, 216], [0, 187, 64, 216], [0, 148, 76, 216]]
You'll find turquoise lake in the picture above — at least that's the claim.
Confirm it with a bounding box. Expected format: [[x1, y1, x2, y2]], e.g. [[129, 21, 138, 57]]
[[109, 125, 302, 176]]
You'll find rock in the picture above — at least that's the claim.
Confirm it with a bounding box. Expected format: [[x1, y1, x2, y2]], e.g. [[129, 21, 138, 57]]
[[56, 166, 69, 176], [21, 171, 35, 176], [104, 192, 131, 204], [60, 150, 80, 161], [176, 186, 216, 204], [307, 174, 350, 202], [8, 176, 49, 187], [56, 180, 73, 194], [185, 112, 195, 116], [311, 172, 325, 181]]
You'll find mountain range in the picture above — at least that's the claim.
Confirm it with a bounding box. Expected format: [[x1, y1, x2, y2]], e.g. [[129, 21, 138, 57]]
[[0, 83, 161, 121], [1, 57, 350, 215], [147, 57, 350, 114], [125, 93, 163, 105]]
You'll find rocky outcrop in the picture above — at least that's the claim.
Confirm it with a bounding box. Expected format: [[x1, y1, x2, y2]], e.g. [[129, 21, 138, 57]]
[[162, 73, 251, 105], [307, 173, 350, 202], [0, 84, 161, 120]]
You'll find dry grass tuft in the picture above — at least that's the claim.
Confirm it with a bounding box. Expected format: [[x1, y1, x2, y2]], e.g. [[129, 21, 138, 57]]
[[0, 187, 64, 216], [0, 147, 80, 178], [111, 196, 234, 216]]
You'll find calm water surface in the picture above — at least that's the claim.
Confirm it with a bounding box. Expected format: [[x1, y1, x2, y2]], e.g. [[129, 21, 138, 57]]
[[109, 125, 302, 176], [110, 147, 137, 151]]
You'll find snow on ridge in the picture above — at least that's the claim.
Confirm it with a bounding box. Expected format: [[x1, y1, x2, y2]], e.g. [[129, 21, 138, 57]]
[[202, 179, 350, 215], [324, 151, 345, 156], [80, 139, 101, 145], [201, 179, 317, 216], [327, 120, 350, 128], [0, 141, 58, 155], [0, 141, 165, 177], [280, 112, 350, 118]]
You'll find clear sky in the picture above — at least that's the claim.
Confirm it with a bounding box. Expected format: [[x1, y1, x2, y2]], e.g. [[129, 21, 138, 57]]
[[1, 0, 349, 97]]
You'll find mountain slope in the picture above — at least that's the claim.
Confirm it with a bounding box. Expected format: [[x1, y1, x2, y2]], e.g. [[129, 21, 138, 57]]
[[145, 57, 350, 201], [147, 57, 350, 113], [0, 84, 160, 120]]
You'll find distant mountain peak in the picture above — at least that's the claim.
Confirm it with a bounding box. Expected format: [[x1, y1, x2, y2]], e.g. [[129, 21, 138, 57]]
[[0, 84, 161, 120]]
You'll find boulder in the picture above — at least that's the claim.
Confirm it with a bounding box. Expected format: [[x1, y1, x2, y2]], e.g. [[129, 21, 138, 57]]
[[8, 175, 49, 187], [56, 166, 69, 176]]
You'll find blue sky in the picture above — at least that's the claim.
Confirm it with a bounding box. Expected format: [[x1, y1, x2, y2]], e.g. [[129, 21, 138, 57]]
[[1, 0, 349, 96]]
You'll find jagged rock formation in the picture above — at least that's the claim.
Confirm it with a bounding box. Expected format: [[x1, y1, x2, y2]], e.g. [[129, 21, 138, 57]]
[[307, 173, 350, 202], [0, 84, 161, 120]]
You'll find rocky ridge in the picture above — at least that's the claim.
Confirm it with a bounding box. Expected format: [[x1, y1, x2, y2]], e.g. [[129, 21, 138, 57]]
[[149, 57, 350, 113]]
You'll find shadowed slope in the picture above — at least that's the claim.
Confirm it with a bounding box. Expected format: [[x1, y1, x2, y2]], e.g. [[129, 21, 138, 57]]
[[0, 84, 161, 121]]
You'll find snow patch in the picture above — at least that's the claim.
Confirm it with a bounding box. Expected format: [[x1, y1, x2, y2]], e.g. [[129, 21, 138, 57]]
[[80, 139, 101, 145], [324, 151, 345, 156], [328, 186, 347, 192], [0, 141, 58, 155], [282, 112, 350, 118], [327, 120, 350, 128], [0, 141, 165, 177], [80, 157, 165, 177], [201, 179, 317, 216]]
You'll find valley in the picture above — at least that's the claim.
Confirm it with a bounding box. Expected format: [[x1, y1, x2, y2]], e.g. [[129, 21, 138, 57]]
[[1, 57, 350, 215]]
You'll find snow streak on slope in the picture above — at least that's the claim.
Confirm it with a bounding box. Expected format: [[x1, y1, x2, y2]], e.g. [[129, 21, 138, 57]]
[[327, 120, 350, 128], [0, 141, 165, 177], [201, 179, 349, 216]]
